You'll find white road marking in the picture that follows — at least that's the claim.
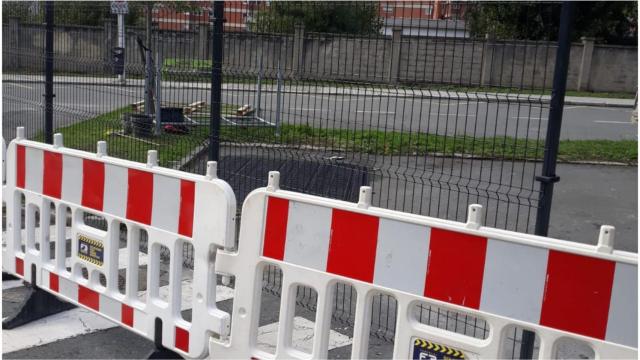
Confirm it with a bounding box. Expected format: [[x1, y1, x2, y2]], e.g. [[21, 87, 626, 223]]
[[430, 112, 476, 117], [2, 281, 235, 353], [309, 95, 356, 102], [4, 83, 33, 90], [593, 120, 634, 124], [2, 307, 117, 353], [512, 116, 548, 121], [257, 316, 352, 353], [291, 108, 328, 112], [3, 283, 351, 354], [356, 110, 395, 114], [2, 280, 24, 290]]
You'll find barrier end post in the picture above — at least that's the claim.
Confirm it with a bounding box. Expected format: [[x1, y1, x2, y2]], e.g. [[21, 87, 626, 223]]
[[206, 161, 218, 180], [147, 150, 158, 167], [267, 171, 280, 192], [97, 140, 107, 157], [16, 127, 25, 140], [357, 186, 372, 209], [596, 225, 615, 254], [466, 204, 484, 229], [53, 133, 63, 148]]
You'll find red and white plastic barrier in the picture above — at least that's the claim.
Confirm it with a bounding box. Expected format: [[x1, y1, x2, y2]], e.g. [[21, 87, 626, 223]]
[[211, 171, 637, 359], [3, 128, 638, 359], [3, 128, 236, 358]]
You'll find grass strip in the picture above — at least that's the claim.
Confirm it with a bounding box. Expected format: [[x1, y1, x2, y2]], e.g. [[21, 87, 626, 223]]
[[43, 108, 638, 165]]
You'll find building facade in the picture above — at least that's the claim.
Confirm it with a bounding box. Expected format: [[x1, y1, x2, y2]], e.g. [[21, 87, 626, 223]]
[[379, 1, 466, 21], [152, 1, 466, 33], [152, 1, 260, 32]]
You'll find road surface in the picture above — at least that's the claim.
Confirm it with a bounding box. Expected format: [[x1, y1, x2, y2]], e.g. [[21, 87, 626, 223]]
[[2, 81, 637, 142]]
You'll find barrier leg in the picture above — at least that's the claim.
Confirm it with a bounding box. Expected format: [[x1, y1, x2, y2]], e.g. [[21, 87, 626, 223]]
[[2, 283, 76, 329], [145, 318, 182, 359], [146, 347, 182, 359]]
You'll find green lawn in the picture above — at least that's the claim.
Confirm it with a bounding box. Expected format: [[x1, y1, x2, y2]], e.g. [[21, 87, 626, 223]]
[[220, 124, 637, 163], [45, 107, 637, 166], [36, 108, 210, 166]]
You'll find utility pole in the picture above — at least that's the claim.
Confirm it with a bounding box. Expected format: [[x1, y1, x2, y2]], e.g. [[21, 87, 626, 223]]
[[116, 6, 126, 84], [44, 0, 54, 144], [209, 1, 224, 162], [146, 3, 152, 53], [523, 2, 575, 359]]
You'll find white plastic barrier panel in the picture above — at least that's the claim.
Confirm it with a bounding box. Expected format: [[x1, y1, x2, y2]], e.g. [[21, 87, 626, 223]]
[[211, 171, 638, 359], [3, 128, 236, 358]]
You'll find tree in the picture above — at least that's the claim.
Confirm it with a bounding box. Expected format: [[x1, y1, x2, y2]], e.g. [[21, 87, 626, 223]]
[[466, 2, 637, 45], [250, 1, 382, 35], [2, 1, 145, 27]]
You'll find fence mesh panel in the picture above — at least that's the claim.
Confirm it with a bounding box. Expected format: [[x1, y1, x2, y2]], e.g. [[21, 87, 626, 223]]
[[3, 2, 567, 357]]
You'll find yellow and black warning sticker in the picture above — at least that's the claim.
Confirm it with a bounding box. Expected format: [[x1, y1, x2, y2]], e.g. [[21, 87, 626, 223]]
[[412, 338, 465, 360], [77, 234, 104, 266]]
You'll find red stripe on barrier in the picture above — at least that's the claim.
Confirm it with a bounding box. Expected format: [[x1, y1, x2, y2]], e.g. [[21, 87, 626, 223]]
[[50, 272, 59, 292], [15, 257, 24, 276], [121, 304, 134, 327], [126, 169, 153, 225], [178, 180, 195, 237], [16, 145, 25, 188], [326, 209, 379, 283], [262, 197, 289, 260], [175, 326, 189, 353], [78, 285, 100, 311], [539, 250, 615, 340], [43, 151, 62, 199], [424, 228, 487, 309], [81, 159, 105, 211]]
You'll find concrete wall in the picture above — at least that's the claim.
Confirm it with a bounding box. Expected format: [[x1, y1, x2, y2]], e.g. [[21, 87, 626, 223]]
[[301, 34, 392, 82], [398, 37, 484, 85], [3, 21, 637, 93], [224, 32, 295, 77], [589, 45, 638, 93]]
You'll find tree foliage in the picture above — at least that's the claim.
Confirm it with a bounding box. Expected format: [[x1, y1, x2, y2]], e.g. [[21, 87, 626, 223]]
[[466, 2, 638, 45], [250, 1, 382, 35], [2, 1, 145, 27]]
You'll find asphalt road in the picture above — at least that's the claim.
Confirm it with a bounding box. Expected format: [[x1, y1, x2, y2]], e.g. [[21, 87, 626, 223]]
[[2, 81, 637, 142]]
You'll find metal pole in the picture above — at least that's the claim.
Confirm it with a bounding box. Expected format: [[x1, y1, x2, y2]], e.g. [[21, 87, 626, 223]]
[[144, 50, 152, 117], [209, 1, 224, 162], [534, 1, 574, 237], [631, 92, 637, 123], [44, 1, 54, 144], [117, 13, 126, 85], [275, 58, 282, 136], [523, 2, 575, 359], [155, 48, 162, 135], [255, 54, 263, 118]]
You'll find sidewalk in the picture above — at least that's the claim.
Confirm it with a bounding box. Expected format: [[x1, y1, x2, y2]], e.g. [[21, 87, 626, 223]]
[[4, 74, 635, 108]]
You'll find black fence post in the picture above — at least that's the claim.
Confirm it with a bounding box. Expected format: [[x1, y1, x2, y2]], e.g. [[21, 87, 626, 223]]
[[44, 0, 54, 144], [534, 1, 575, 238], [209, 1, 224, 162], [522, 2, 575, 359]]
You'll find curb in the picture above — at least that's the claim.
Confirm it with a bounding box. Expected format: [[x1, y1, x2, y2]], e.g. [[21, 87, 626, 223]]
[[564, 99, 635, 108]]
